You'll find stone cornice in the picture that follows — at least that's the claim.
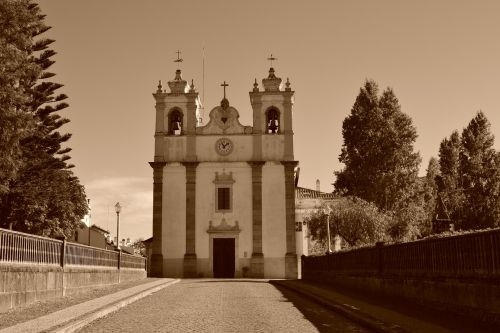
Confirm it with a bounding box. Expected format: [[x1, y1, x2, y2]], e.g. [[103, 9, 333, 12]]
[[149, 161, 167, 169], [247, 161, 266, 168], [280, 161, 299, 168], [181, 161, 200, 168]]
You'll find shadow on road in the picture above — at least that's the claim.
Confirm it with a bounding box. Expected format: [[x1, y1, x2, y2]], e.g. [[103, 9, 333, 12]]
[[271, 282, 370, 333], [275, 280, 499, 333], [187, 278, 271, 284]]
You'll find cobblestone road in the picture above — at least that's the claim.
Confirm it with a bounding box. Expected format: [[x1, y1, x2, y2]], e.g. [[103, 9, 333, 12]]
[[79, 279, 370, 333]]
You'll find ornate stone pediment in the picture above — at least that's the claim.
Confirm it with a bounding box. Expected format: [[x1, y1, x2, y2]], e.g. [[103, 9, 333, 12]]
[[196, 100, 252, 135], [207, 218, 241, 234], [213, 171, 235, 184]]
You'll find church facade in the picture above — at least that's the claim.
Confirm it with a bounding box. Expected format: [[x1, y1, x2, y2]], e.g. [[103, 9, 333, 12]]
[[149, 65, 298, 279]]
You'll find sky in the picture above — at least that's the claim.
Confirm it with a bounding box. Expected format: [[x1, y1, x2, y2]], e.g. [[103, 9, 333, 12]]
[[36, 0, 500, 241]]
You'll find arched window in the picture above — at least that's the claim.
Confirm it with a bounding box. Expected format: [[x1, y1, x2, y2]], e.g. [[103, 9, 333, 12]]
[[168, 109, 183, 135], [266, 108, 280, 134]]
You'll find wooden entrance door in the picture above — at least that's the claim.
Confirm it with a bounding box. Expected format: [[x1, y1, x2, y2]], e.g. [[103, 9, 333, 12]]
[[213, 238, 235, 278]]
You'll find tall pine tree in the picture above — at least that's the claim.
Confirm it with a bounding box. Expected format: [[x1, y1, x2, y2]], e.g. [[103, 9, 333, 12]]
[[0, 0, 38, 195], [0, 0, 87, 237]]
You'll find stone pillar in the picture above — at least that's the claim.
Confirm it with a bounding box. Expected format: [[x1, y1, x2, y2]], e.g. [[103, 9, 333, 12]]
[[281, 161, 299, 279], [283, 98, 294, 161], [182, 161, 199, 277], [149, 161, 166, 277], [248, 161, 265, 278]]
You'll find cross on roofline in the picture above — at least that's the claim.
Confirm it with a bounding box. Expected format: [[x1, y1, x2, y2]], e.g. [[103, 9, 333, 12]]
[[174, 50, 183, 68], [221, 81, 229, 98], [267, 54, 277, 67]]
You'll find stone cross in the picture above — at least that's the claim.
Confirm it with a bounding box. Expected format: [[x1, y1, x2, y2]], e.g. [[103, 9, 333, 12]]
[[221, 81, 229, 99]]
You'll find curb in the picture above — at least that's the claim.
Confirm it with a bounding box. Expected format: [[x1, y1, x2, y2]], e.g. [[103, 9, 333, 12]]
[[270, 280, 409, 333], [54, 279, 180, 333]]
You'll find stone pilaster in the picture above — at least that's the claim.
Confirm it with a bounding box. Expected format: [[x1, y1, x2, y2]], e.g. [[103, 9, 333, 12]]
[[281, 161, 299, 279], [149, 161, 166, 277], [248, 161, 265, 278], [182, 161, 199, 277], [283, 97, 294, 160]]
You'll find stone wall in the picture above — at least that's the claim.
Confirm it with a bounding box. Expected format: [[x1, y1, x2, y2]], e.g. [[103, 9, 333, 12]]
[[302, 229, 500, 323], [303, 272, 500, 323], [0, 264, 146, 312]]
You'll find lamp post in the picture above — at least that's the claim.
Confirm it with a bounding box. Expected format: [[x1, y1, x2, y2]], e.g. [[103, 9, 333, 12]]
[[115, 202, 121, 249], [325, 206, 333, 254]]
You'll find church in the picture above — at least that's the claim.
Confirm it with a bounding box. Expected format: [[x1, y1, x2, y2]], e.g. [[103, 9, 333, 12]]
[[149, 63, 298, 279]]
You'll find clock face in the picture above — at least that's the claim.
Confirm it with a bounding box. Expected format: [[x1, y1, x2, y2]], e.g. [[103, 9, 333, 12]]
[[215, 138, 233, 156]]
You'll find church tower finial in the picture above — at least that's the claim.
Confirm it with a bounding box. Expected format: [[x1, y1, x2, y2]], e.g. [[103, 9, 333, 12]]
[[253, 78, 259, 92], [168, 51, 188, 94], [220, 81, 229, 109], [189, 79, 196, 93]]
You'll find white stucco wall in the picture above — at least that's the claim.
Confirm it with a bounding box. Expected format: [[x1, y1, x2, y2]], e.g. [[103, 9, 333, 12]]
[[163, 136, 186, 161], [194, 162, 252, 262], [162, 163, 186, 258], [261, 162, 286, 258], [261, 135, 285, 161]]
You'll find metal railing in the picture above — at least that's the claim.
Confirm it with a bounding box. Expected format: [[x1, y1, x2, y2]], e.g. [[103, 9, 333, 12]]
[[0, 229, 62, 265], [65, 242, 119, 268], [121, 252, 147, 269], [0, 228, 145, 270], [303, 228, 500, 279]]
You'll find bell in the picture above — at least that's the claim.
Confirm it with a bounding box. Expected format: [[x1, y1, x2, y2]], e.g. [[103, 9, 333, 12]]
[[269, 119, 278, 133], [172, 121, 180, 131]]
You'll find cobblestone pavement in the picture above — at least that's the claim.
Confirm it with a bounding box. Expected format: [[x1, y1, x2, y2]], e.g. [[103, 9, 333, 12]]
[[79, 279, 371, 333], [0, 278, 160, 330]]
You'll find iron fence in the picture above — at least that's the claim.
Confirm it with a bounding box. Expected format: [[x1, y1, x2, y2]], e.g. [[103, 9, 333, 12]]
[[303, 228, 500, 279], [0, 228, 145, 270]]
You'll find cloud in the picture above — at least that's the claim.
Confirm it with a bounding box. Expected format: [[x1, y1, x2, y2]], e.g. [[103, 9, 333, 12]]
[[84, 177, 152, 241]]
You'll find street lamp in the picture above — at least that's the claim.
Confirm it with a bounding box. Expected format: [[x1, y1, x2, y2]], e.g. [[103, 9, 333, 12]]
[[115, 202, 122, 249], [325, 205, 333, 254]]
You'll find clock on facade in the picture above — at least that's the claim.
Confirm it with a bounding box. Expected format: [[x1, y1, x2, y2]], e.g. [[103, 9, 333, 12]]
[[215, 137, 233, 156]]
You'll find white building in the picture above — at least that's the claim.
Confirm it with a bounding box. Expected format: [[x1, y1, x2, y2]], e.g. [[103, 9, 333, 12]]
[[295, 180, 339, 262], [149, 65, 297, 278]]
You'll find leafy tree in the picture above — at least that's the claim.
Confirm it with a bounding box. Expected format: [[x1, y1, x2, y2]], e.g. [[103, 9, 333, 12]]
[[306, 197, 391, 249], [423, 157, 439, 217], [436, 131, 464, 224], [459, 111, 500, 229], [388, 201, 428, 242], [131, 238, 146, 256], [408, 157, 440, 236], [0, 0, 87, 238], [334, 80, 421, 212]]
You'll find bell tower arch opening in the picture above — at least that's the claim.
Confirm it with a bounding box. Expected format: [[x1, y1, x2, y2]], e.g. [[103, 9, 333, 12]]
[[168, 108, 183, 135], [266, 107, 280, 134]]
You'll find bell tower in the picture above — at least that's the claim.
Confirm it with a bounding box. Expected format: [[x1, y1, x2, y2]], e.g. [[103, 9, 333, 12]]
[[249, 66, 294, 161], [150, 65, 200, 277], [152, 69, 201, 162], [248, 62, 298, 278]]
